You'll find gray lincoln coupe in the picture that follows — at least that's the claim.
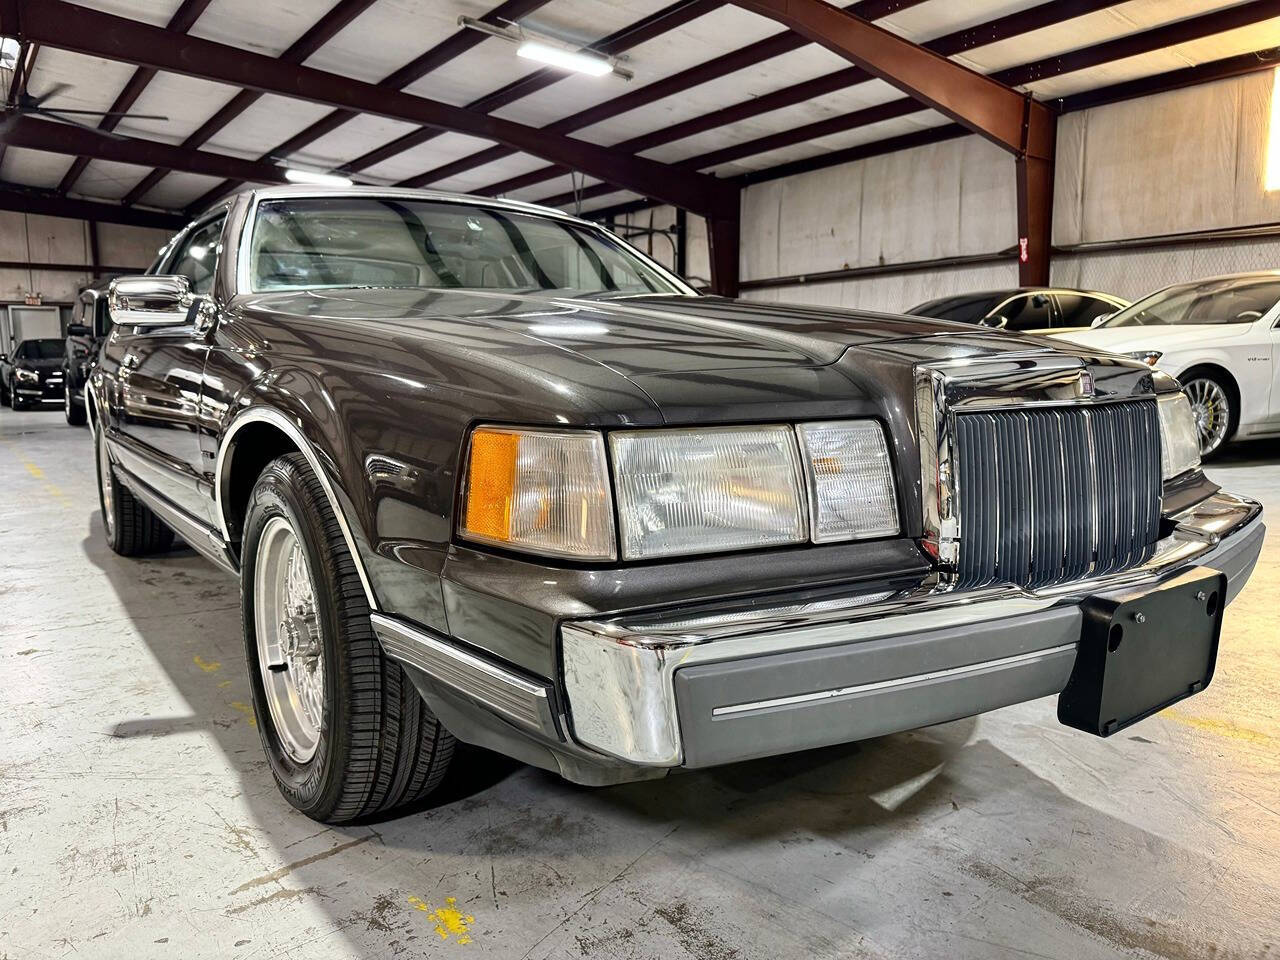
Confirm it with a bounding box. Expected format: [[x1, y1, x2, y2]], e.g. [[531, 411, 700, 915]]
[[89, 185, 1264, 823]]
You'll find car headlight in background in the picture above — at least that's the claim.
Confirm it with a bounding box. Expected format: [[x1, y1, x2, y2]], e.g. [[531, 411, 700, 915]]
[[796, 420, 898, 541], [1128, 350, 1163, 367], [15, 368, 39, 383], [1158, 393, 1201, 480], [460, 426, 616, 561], [611, 425, 807, 560]]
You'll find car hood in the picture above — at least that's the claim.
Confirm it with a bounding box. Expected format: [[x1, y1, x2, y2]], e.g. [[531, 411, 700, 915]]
[[238, 288, 1066, 378], [1051, 323, 1254, 353]]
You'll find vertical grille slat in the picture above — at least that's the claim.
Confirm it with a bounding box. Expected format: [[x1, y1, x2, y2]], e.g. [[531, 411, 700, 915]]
[[953, 400, 1161, 589]]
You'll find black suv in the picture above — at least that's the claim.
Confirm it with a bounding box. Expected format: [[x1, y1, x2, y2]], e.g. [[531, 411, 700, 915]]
[[0, 338, 66, 410], [63, 281, 113, 425]]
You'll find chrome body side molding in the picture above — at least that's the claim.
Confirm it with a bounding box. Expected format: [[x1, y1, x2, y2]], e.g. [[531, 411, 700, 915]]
[[371, 613, 560, 739], [112, 460, 238, 575]]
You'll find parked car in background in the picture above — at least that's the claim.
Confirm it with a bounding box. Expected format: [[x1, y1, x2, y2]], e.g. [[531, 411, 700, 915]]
[[64, 281, 113, 426], [908, 287, 1128, 333], [1, 338, 66, 410], [90, 186, 1261, 824], [1054, 272, 1280, 458]]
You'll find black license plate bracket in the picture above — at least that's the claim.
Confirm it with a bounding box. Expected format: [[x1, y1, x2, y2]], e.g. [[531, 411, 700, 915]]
[[1058, 566, 1226, 737]]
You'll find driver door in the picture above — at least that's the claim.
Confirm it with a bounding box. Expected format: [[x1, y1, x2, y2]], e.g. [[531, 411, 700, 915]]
[[105, 214, 224, 525]]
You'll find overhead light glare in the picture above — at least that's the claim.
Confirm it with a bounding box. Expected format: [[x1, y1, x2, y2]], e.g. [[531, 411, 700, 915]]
[[0, 36, 20, 67], [283, 168, 353, 187], [517, 41, 613, 77]]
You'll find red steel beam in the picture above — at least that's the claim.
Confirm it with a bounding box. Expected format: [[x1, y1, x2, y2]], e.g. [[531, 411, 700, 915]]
[[400, 0, 921, 189], [0, 181, 187, 228], [1058, 46, 1280, 113], [160, 0, 556, 211], [487, 0, 1122, 198], [4, 115, 293, 184], [121, 0, 378, 206], [340, 0, 722, 176], [56, 0, 215, 196], [15, 0, 736, 218], [731, 0, 1055, 159]]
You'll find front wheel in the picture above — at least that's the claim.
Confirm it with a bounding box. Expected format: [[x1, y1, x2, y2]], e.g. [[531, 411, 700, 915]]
[[1182, 373, 1234, 459], [241, 453, 455, 823]]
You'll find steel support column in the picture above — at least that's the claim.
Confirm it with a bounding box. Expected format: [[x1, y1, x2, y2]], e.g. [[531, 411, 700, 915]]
[[1016, 149, 1055, 287], [708, 203, 741, 298]]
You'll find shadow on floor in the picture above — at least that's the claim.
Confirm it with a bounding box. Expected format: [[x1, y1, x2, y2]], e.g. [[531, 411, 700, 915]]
[[81, 514, 1274, 960]]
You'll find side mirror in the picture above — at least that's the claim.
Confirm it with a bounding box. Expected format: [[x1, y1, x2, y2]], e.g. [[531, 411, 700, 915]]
[[1090, 313, 1113, 328], [67, 323, 92, 337], [980, 315, 1009, 330], [109, 275, 194, 328]]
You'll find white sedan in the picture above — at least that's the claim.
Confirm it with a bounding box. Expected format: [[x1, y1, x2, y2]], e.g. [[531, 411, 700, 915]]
[[1053, 271, 1280, 458]]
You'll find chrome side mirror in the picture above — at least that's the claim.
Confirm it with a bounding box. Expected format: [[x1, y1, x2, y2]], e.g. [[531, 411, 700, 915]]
[[1090, 313, 1113, 328], [109, 276, 194, 328], [980, 315, 1009, 330]]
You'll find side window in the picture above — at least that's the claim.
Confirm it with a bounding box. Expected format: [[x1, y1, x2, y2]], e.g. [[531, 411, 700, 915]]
[[165, 216, 226, 296], [995, 294, 1053, 331], [1056, 294, 1114, 328]]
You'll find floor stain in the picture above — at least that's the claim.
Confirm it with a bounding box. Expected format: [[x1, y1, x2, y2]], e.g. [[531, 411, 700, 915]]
[[193, 655, 221, 673], [230, 834, 376, 894], [409, 895, 475, 945]]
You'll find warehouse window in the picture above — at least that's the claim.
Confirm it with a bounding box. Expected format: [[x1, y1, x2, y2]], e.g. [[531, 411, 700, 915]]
[[1268, 67, 1280, 191]]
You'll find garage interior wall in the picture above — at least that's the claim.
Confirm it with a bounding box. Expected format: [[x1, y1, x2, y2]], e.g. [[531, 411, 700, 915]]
[[0, 212, 170, 309], [736, 135, 1019, 315], [733, 68, 1280, 313], [1052, 70, 1280, 298]]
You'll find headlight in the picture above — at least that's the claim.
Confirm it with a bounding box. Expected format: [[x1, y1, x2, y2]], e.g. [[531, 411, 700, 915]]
[[796, 420, 898, 541], [1158, 393, 1201, 480], [611, 425, 807, 560], [1128, 350, 1163, 367], [459, 426, 616, 561], [15, 368, 39, 383]]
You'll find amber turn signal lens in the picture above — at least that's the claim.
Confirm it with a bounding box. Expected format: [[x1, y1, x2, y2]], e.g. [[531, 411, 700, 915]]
[[460, 427, 616, 561], [463, 429, 520, 541]]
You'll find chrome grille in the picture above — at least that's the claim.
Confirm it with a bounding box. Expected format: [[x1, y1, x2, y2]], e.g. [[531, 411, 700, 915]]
[[952, 400, 1162, 589]]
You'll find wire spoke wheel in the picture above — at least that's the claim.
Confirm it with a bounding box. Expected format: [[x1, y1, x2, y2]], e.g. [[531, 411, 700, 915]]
[[1184, 378, 1230, 457], [254, 515, 326, 763]]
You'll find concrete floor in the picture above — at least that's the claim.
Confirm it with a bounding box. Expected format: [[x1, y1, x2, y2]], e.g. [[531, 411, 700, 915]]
[[1, 406, 1278, 960]]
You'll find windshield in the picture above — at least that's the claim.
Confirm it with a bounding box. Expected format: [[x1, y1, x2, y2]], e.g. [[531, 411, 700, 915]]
[[1103, 278, 1280, 327], [18, 339, 64, 360], [909, 294, 1003, 323], [248, 197, 687, 297]]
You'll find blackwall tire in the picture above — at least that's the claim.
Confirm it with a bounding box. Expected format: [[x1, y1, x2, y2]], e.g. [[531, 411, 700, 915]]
[[65, 389, 87, 426], [95, 427, 175, 556], [241, 452, 455, 824]]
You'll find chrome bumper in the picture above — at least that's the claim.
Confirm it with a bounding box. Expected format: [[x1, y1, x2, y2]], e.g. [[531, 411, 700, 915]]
[[561, 491, 1264, 768]]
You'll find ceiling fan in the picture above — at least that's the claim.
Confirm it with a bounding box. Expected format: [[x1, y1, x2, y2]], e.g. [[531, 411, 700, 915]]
[[1, 82, 170, 139]]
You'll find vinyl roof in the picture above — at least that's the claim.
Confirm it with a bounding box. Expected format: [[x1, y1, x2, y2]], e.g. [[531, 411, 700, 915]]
[[2, 0, 1278, 220]]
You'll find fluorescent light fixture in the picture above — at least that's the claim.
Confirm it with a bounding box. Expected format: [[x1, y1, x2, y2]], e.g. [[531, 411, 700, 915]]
[[516, 40, 613, 77], [1267, 67, 1280, 192], [283, 168, 353, 187]]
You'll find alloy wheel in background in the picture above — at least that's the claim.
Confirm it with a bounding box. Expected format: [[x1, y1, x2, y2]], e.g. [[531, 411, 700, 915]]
[[1183, 377, 1231, 458]]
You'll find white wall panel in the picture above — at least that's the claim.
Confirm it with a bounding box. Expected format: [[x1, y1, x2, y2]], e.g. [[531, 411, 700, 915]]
[[1055, 71, 1280, 245], [740, 134, 1016, 281], [1051, 238, 1280, 302], [742, 261, 1020, 315]]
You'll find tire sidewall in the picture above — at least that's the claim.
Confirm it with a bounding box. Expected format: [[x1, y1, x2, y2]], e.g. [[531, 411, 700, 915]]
[[241, 459, 352, 817], [95, 428, 120, 549]]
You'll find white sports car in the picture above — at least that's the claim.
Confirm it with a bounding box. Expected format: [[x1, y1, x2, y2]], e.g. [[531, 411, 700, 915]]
[[1053, 271, 1280, 458]]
